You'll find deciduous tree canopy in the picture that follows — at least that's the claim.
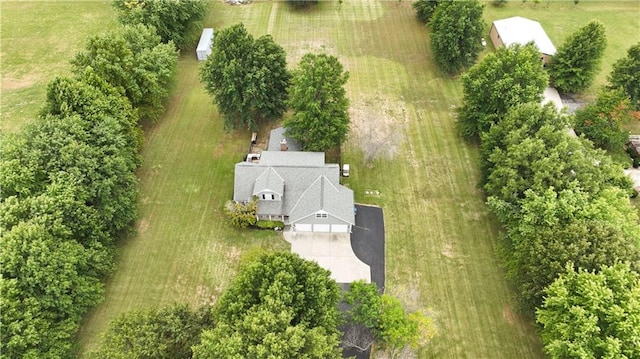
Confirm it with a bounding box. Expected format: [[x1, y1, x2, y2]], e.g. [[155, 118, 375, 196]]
[[412, 0, 442, 24], [72, 24, 178, 121], [573, 87, 632, 150], [112, 0, 208, 50], [458, 44, 548, 139], [501, 187, 640, 311], [483, 103, 631, 215], [193, 252, 342, 358], [89, 304, 214, 359], [608, 43, 640, 109], [428, 0, 484, 75], [284, 53, 350, 152], [548, 20, 607, 93], [343, 281, 437, 358], [537, 264, 640, 359], [200, 23, 290, 131]]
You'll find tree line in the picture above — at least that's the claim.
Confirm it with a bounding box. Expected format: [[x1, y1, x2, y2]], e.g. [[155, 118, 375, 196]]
[[0, 1, 207, 357], [89, 251, 437, 358], [457, 41, 640, 358]]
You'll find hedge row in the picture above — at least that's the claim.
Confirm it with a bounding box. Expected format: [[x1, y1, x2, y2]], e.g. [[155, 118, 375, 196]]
[[0, 23, 178, 359]]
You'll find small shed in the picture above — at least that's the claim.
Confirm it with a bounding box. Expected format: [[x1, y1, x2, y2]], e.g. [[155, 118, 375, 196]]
[[489, 16, 556, 64], [196, 28, 214, 62]]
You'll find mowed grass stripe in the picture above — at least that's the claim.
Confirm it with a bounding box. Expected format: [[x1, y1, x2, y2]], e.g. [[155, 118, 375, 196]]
[[76, 55, 287, 356], [333, 4, 543, 357], [75, 1, 639, 357]]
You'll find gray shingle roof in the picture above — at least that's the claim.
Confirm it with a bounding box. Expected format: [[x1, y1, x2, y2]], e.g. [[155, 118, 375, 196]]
[[268, 127, 302, 151], [253, 168, 284, 196], [259, 151, 325, 167], [289, 175, 355, 225], [233, 152, 354, 225]]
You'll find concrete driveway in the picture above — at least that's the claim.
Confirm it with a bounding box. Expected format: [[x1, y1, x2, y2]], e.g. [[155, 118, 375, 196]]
[[283, 232, 371, 284]]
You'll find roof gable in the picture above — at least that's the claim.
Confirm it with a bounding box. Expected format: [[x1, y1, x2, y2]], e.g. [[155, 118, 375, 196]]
[[253, 167, 284, 196], [290, 175, 354, 225]]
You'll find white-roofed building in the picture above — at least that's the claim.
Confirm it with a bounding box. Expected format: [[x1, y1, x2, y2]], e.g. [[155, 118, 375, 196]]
[[490, 16, 556, 64], [196, 28, 214, 61]]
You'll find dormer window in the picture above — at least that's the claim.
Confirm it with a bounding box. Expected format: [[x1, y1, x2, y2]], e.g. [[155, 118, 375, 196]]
[[261, 193, 276, 200], [315, 212, 328, 219]]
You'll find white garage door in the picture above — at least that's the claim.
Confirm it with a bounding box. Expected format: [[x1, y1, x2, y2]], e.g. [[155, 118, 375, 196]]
[[331, 224, 349, 233], [294, 224, 312, 232], [313, 224, 331, 232]]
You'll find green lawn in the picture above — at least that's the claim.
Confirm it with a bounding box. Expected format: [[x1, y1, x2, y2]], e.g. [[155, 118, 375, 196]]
[[75, 53, 288, 355], [78, 2, 544, 357], [0, 1, 117, 132], [1, 1, 637, 358]]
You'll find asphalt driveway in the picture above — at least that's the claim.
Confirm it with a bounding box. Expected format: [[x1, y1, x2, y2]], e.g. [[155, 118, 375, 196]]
[[351, 204, 385, 293]]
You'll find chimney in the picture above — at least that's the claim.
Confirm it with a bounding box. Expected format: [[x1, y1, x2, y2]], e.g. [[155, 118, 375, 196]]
[[280, 138, 288, 151]]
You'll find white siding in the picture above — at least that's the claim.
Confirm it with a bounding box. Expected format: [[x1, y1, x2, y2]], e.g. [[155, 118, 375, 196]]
[[196, 28, 214, 61]]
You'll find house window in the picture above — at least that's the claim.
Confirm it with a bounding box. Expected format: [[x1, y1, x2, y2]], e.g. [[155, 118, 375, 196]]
[[261, 193, 277, 201], [315, 213, 328, 219]]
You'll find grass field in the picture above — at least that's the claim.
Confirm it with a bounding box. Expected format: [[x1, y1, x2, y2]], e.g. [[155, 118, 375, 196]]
[[0, 1, 117, 132], [1, 1, 638, 358]]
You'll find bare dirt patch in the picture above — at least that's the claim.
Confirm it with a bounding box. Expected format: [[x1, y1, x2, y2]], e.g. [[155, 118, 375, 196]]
[[286, 39, 337, 66], [349, 93, 408, 166], [441, 243, 454, 259], [137, 219, 149, 235]]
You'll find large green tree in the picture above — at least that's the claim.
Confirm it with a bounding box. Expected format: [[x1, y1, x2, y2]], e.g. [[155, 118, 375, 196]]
[[112, 0, 208, 50], [483, 104, 633, 223], [608, 43, 640, 109], [0, 113, 139, 237], [501, 187, 640, 312], [573, 87, 632, 150], [200, 23, 290, 131], [428, 0, 484, 75], [343, 281, 437, 358], [89, 304, 214, 359], [412, 0, 442, 24], [483, 104, 631, 214], [283, 53, 350, 152], [193, 252, 342, 358], [72, 24, 178, 121], [1, 204, 106, 358], [537, 264, 640, 359], [548, 20, 607, 93], [458, 44, 548, 139]]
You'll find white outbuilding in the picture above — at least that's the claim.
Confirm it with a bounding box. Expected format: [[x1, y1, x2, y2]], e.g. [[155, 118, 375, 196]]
[[489, 16, 556, 64], [196, 28, 214, 61]]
